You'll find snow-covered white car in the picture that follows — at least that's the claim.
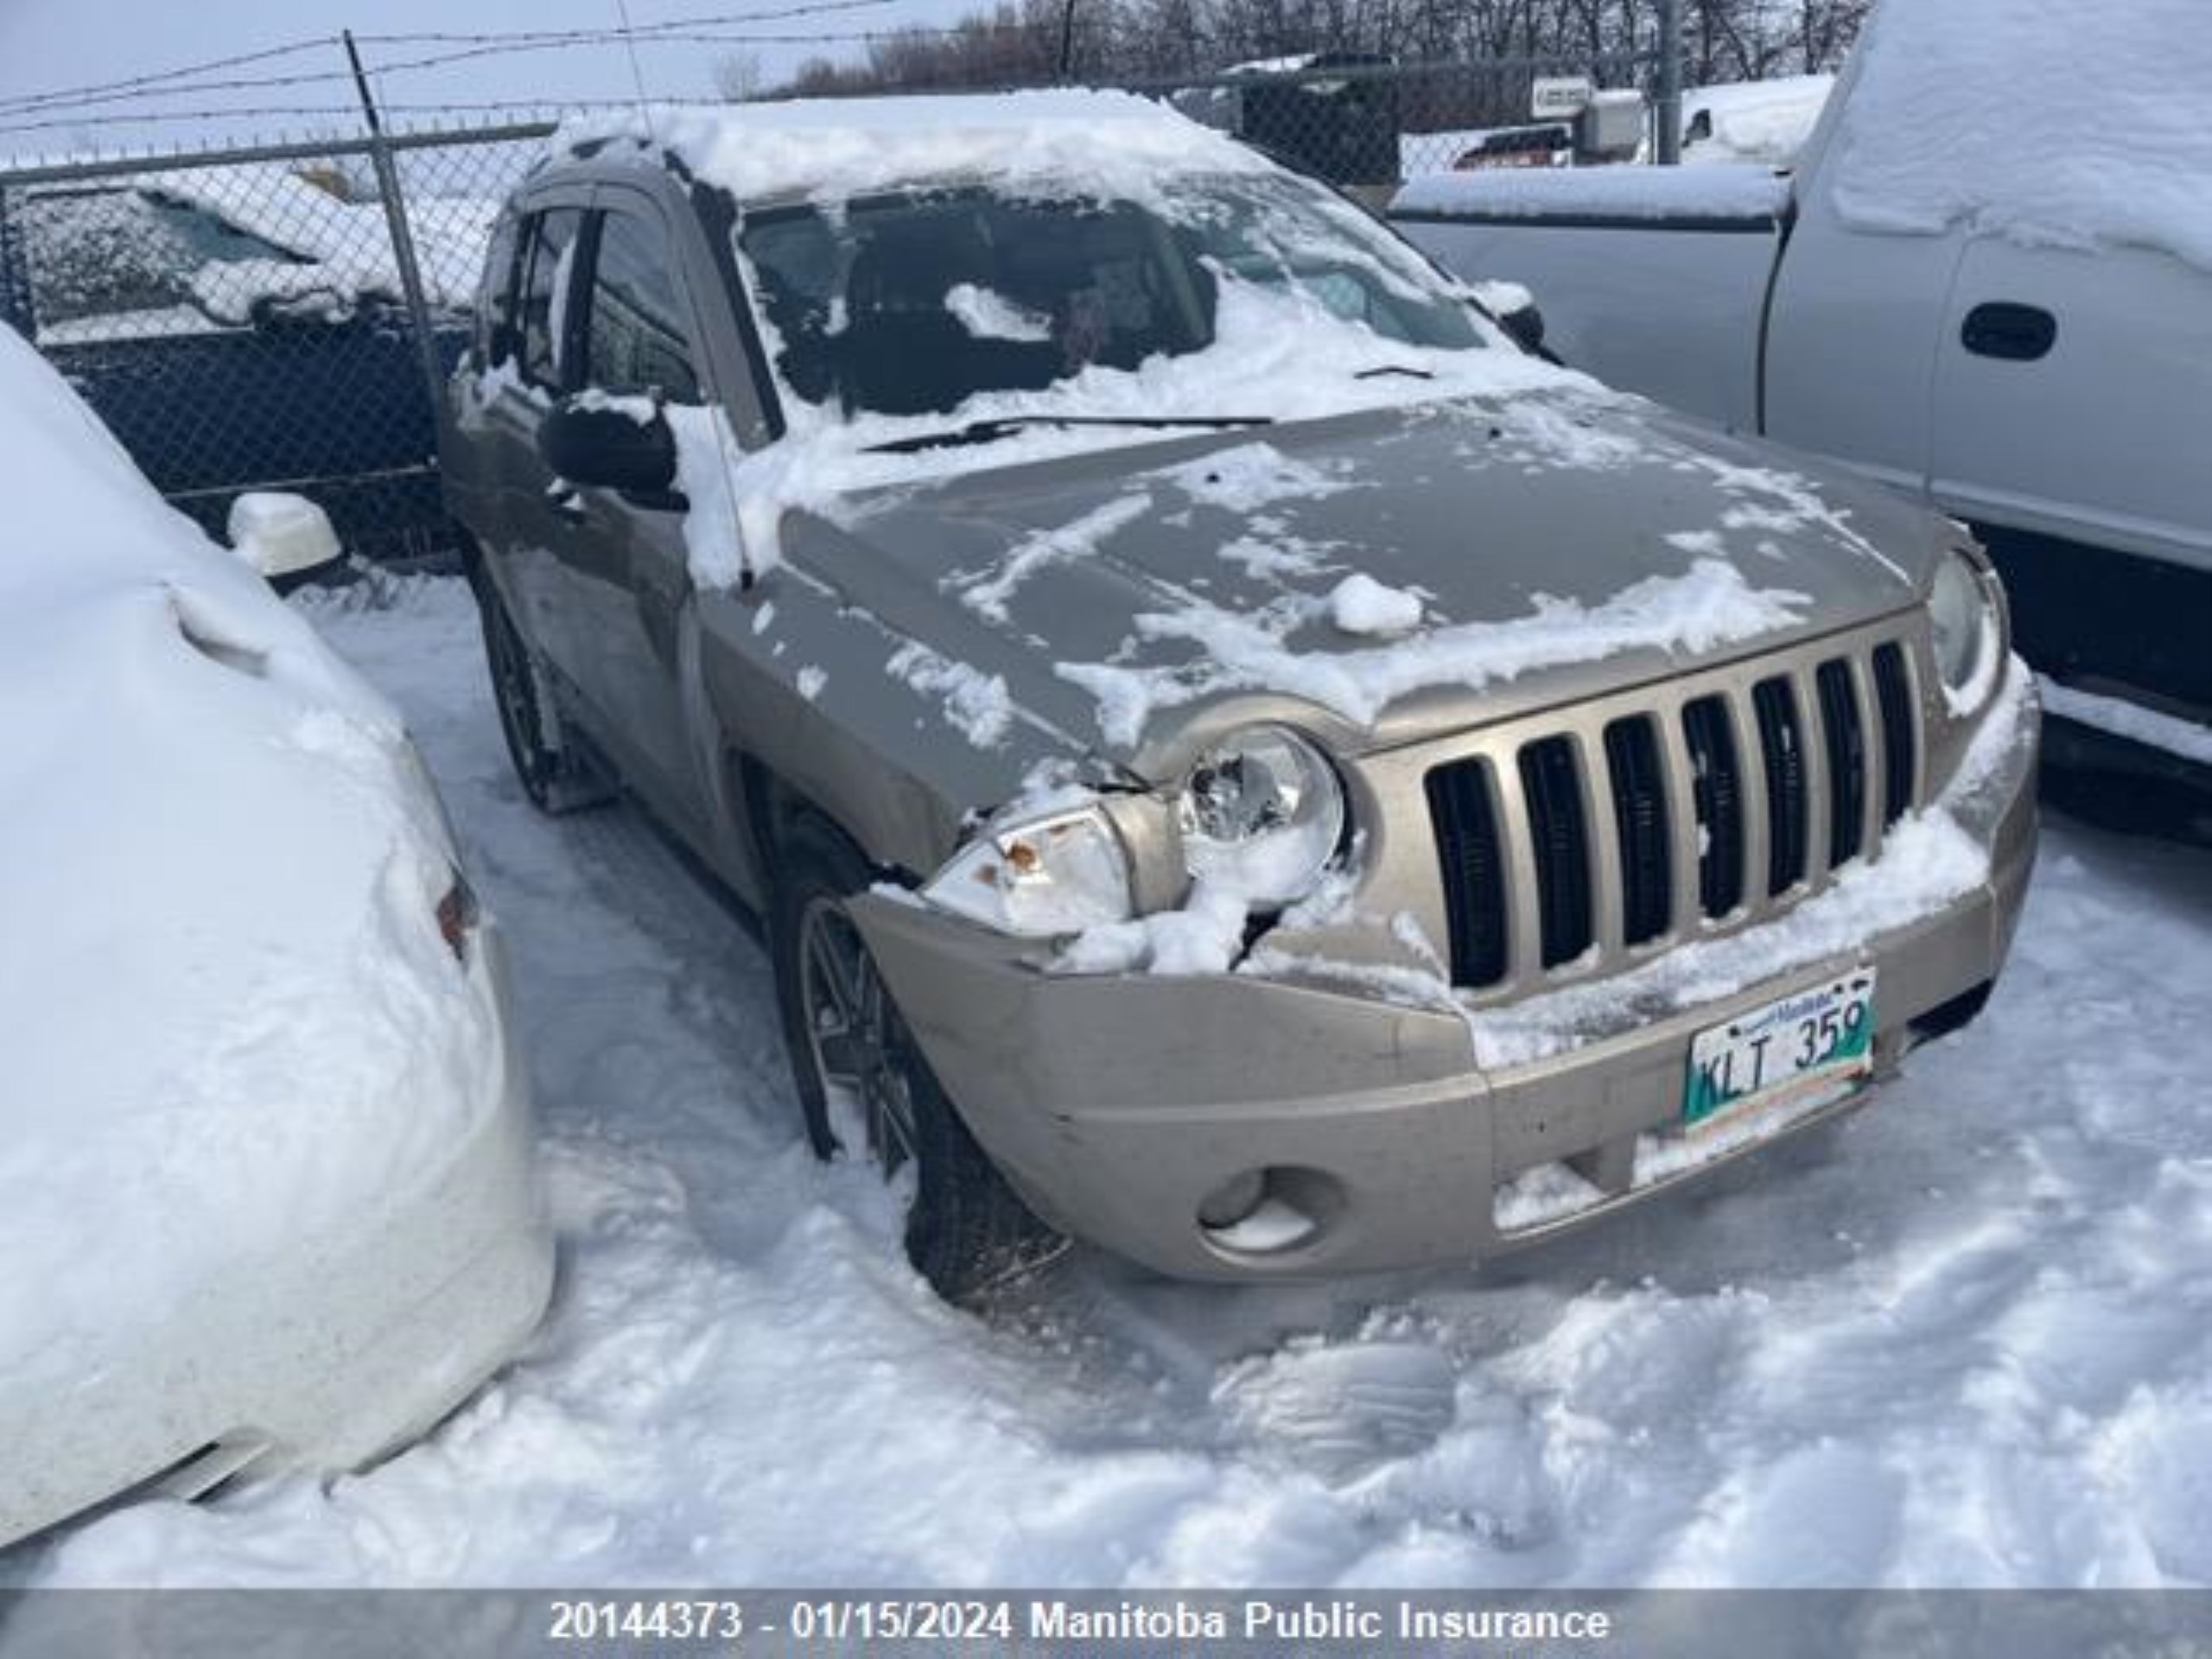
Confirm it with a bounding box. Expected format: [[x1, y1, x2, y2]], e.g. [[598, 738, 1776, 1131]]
[[0, 326, 552, 1549]]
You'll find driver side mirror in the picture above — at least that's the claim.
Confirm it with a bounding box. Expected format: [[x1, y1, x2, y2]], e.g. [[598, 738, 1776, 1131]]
[[1499, 302, 1547, 354], [537, 397, 680, 499]]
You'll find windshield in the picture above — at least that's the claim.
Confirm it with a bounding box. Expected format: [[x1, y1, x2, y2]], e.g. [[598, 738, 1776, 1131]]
[[736, 172, 1488, 421]]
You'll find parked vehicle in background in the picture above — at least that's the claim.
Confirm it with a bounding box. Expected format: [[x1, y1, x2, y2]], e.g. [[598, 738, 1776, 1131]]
[[0, 325, 551, 1549], [0, 164, 491, 563], [443, 91, 2035, 1302], [1678, 73, 1833, 166], [1390, 0, 2209, 810], [1173, 52, 1403, 190]]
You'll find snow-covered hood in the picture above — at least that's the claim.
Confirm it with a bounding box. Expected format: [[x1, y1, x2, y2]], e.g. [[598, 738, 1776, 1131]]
[[0, 328, 505, 1381], [790, 390, 1942, 766]]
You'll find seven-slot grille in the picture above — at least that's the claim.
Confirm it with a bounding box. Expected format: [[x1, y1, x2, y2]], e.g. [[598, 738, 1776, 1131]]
[[1425, 639, 1922, 992]]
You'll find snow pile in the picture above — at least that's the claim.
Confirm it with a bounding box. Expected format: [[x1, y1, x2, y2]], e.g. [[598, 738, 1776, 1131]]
[[1680, 74, 1834, 166], [1326, 572, 1424, 637], [0, 331, 499, 1392], [556, 91, 1275, 213], [1828, 0, 2212, 270], [8, 576, 2206, 1592], [1393, 162, 1791, 223], [1058, 557, 1809, 744], [944, 283, 1052, 343]]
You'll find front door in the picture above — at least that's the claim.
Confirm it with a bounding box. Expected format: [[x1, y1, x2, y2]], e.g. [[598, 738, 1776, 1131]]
[[554, 190, 721, 832]]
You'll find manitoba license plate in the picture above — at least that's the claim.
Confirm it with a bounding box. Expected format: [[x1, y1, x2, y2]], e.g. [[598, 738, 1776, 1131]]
[[1683, 969, 1877, 1128]]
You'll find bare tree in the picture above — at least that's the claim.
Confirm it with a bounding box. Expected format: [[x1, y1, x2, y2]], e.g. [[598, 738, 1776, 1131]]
[[715, 49, 768, 101]]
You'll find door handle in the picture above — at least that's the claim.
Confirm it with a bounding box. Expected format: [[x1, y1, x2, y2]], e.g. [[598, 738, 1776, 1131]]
[[1961, 302, 2056, 362]]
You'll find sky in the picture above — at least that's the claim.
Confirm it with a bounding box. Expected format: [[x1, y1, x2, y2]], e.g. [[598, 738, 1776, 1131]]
[[0, 0, 981, 159]]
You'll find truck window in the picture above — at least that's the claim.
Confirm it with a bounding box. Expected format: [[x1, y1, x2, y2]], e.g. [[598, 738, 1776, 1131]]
[[580, 207, 702, 404], [517, 207, 584, 391]]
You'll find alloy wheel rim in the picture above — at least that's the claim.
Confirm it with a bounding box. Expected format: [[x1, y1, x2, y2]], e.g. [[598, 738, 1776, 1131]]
[[798, 896, 918, 1177]]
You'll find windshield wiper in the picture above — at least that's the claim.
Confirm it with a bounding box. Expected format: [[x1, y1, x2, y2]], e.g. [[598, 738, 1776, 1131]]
[[1354, 363, 1435, 381], [864, 413, 1272, 454]]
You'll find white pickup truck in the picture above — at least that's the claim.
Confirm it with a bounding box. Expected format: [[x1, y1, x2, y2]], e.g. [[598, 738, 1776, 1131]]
[[1391, 0, 2211, 801]]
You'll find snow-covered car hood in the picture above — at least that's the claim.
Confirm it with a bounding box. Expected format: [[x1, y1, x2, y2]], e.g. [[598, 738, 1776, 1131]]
[[0, 328, 505, 1382], [790, 389, 1942, 767]]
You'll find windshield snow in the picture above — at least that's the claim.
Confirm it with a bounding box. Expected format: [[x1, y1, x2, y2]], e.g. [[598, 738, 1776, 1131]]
[[738, 173, 1488, 421]]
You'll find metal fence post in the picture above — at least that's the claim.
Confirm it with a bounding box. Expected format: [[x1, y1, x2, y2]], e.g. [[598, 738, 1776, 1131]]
[[343, 30, 451, 437], [1655, 0, 1684, 163]]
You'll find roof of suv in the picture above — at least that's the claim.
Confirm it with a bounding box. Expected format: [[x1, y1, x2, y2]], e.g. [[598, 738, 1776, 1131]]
[[543, 88, 1273, 208]]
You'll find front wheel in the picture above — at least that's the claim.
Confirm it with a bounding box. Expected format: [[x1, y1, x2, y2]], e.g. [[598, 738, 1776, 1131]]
[[771, 817, 1062, 1300], [474, 571, 609, 815]]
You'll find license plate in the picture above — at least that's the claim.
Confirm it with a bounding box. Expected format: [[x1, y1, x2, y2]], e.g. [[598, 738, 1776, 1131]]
[[1683, 969, 1877, 1128]]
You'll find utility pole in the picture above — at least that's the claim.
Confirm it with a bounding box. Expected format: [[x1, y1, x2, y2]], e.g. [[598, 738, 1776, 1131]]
[[342, 30, 448, 430], [1058, 0, 1079, 81], [1655, 0, 1684, 163]]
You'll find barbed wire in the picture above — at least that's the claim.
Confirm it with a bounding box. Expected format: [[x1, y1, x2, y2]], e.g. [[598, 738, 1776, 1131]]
[[0, 3, 943, 120], [1, 14, 907, 120], [0, 36, 341, 118]]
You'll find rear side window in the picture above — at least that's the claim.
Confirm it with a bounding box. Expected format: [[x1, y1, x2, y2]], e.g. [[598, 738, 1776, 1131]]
[[581, 207, 702, 404], [475, 213, 520, 367], [517, 207, 584, 391]]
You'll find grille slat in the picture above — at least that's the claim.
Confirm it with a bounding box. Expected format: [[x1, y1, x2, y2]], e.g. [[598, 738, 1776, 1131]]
[[1519, 737, 1594, 969], [1815, 659, 1867, 868], [1424, 633, 1923, 992], [1872, 641, 1916, 828], [1681, 695, 1745, 918], [1603, 716, 1672, 946], [1424, 760, 1510, 988], [1752, 677, 1808, 895]]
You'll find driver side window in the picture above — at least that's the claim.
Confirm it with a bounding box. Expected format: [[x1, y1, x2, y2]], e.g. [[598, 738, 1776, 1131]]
[[580, 207, 702, 405]]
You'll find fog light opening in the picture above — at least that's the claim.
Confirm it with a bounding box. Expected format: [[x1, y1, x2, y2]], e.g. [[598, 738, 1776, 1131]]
[[1197, 1166, 1338, 1256]]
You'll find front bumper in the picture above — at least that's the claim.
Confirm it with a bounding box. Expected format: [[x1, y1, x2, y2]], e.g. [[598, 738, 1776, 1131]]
[[0, 923, 554, 1551], [854, 670, 2039, 1283]]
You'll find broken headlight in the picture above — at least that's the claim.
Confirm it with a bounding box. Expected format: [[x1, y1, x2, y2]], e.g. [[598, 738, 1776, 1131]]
[[1176, 725, 1345, 906]]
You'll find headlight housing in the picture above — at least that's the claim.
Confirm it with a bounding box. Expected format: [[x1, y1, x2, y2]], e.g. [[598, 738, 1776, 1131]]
[[1929, 546, 2001, 712], [1177, 724, 1345, 906], [921, 800, 1134, 936]]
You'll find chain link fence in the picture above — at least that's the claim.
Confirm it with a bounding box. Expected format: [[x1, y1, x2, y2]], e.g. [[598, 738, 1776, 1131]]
[[0, 53, 1659, 565], [0, 124, 550, 563]]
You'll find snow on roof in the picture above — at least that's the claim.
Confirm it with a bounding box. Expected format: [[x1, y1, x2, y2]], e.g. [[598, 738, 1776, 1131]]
[[1828, 0, 2212, 270], [1392, 160, 1790, 222], [554, 89, 1273, 206]]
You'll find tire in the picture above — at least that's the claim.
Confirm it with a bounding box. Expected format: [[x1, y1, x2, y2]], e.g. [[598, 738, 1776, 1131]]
[[473, 570, 610, 815], [770, 815, 1062, 1300]]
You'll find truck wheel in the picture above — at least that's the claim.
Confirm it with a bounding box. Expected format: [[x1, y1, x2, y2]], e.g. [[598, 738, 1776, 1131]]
[[771, 816, 1062, 1301], [474, 575, 609, 815]]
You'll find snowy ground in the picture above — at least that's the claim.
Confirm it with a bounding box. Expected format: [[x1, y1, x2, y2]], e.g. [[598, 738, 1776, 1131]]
[[7, 574, 2212, 1589]]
